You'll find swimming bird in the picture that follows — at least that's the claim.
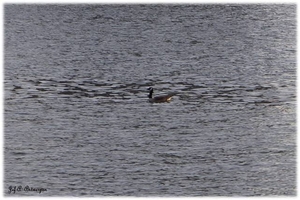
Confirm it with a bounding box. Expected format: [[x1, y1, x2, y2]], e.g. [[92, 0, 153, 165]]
[[147, 87, 175, 103]]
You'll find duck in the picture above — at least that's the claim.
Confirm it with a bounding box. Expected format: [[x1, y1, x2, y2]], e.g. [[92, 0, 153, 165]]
[[147, 87, 175, 103]]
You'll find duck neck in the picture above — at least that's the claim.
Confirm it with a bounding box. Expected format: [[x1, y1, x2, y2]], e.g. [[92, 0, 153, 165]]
[[148, 89, 153, 98]]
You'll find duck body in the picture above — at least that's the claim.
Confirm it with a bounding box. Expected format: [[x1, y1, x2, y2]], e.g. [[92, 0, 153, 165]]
[[147, 87, 175, 103]]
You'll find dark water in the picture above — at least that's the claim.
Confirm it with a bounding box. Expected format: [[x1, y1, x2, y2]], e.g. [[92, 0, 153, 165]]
[[4, 4, 296, 196]]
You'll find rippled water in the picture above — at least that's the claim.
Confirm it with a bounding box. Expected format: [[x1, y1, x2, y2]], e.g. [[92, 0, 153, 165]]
[[4, 4, 296, 196]]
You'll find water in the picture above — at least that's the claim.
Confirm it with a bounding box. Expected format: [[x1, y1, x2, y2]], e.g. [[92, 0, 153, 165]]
[[4, 4, 296, 196]]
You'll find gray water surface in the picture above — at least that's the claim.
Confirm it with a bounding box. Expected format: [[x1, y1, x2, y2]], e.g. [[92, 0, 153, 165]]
[[4, 4, 296, 196]]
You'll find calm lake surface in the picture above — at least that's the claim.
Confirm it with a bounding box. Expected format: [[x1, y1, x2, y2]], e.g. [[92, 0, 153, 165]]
[[4, 4, 296, 196]]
